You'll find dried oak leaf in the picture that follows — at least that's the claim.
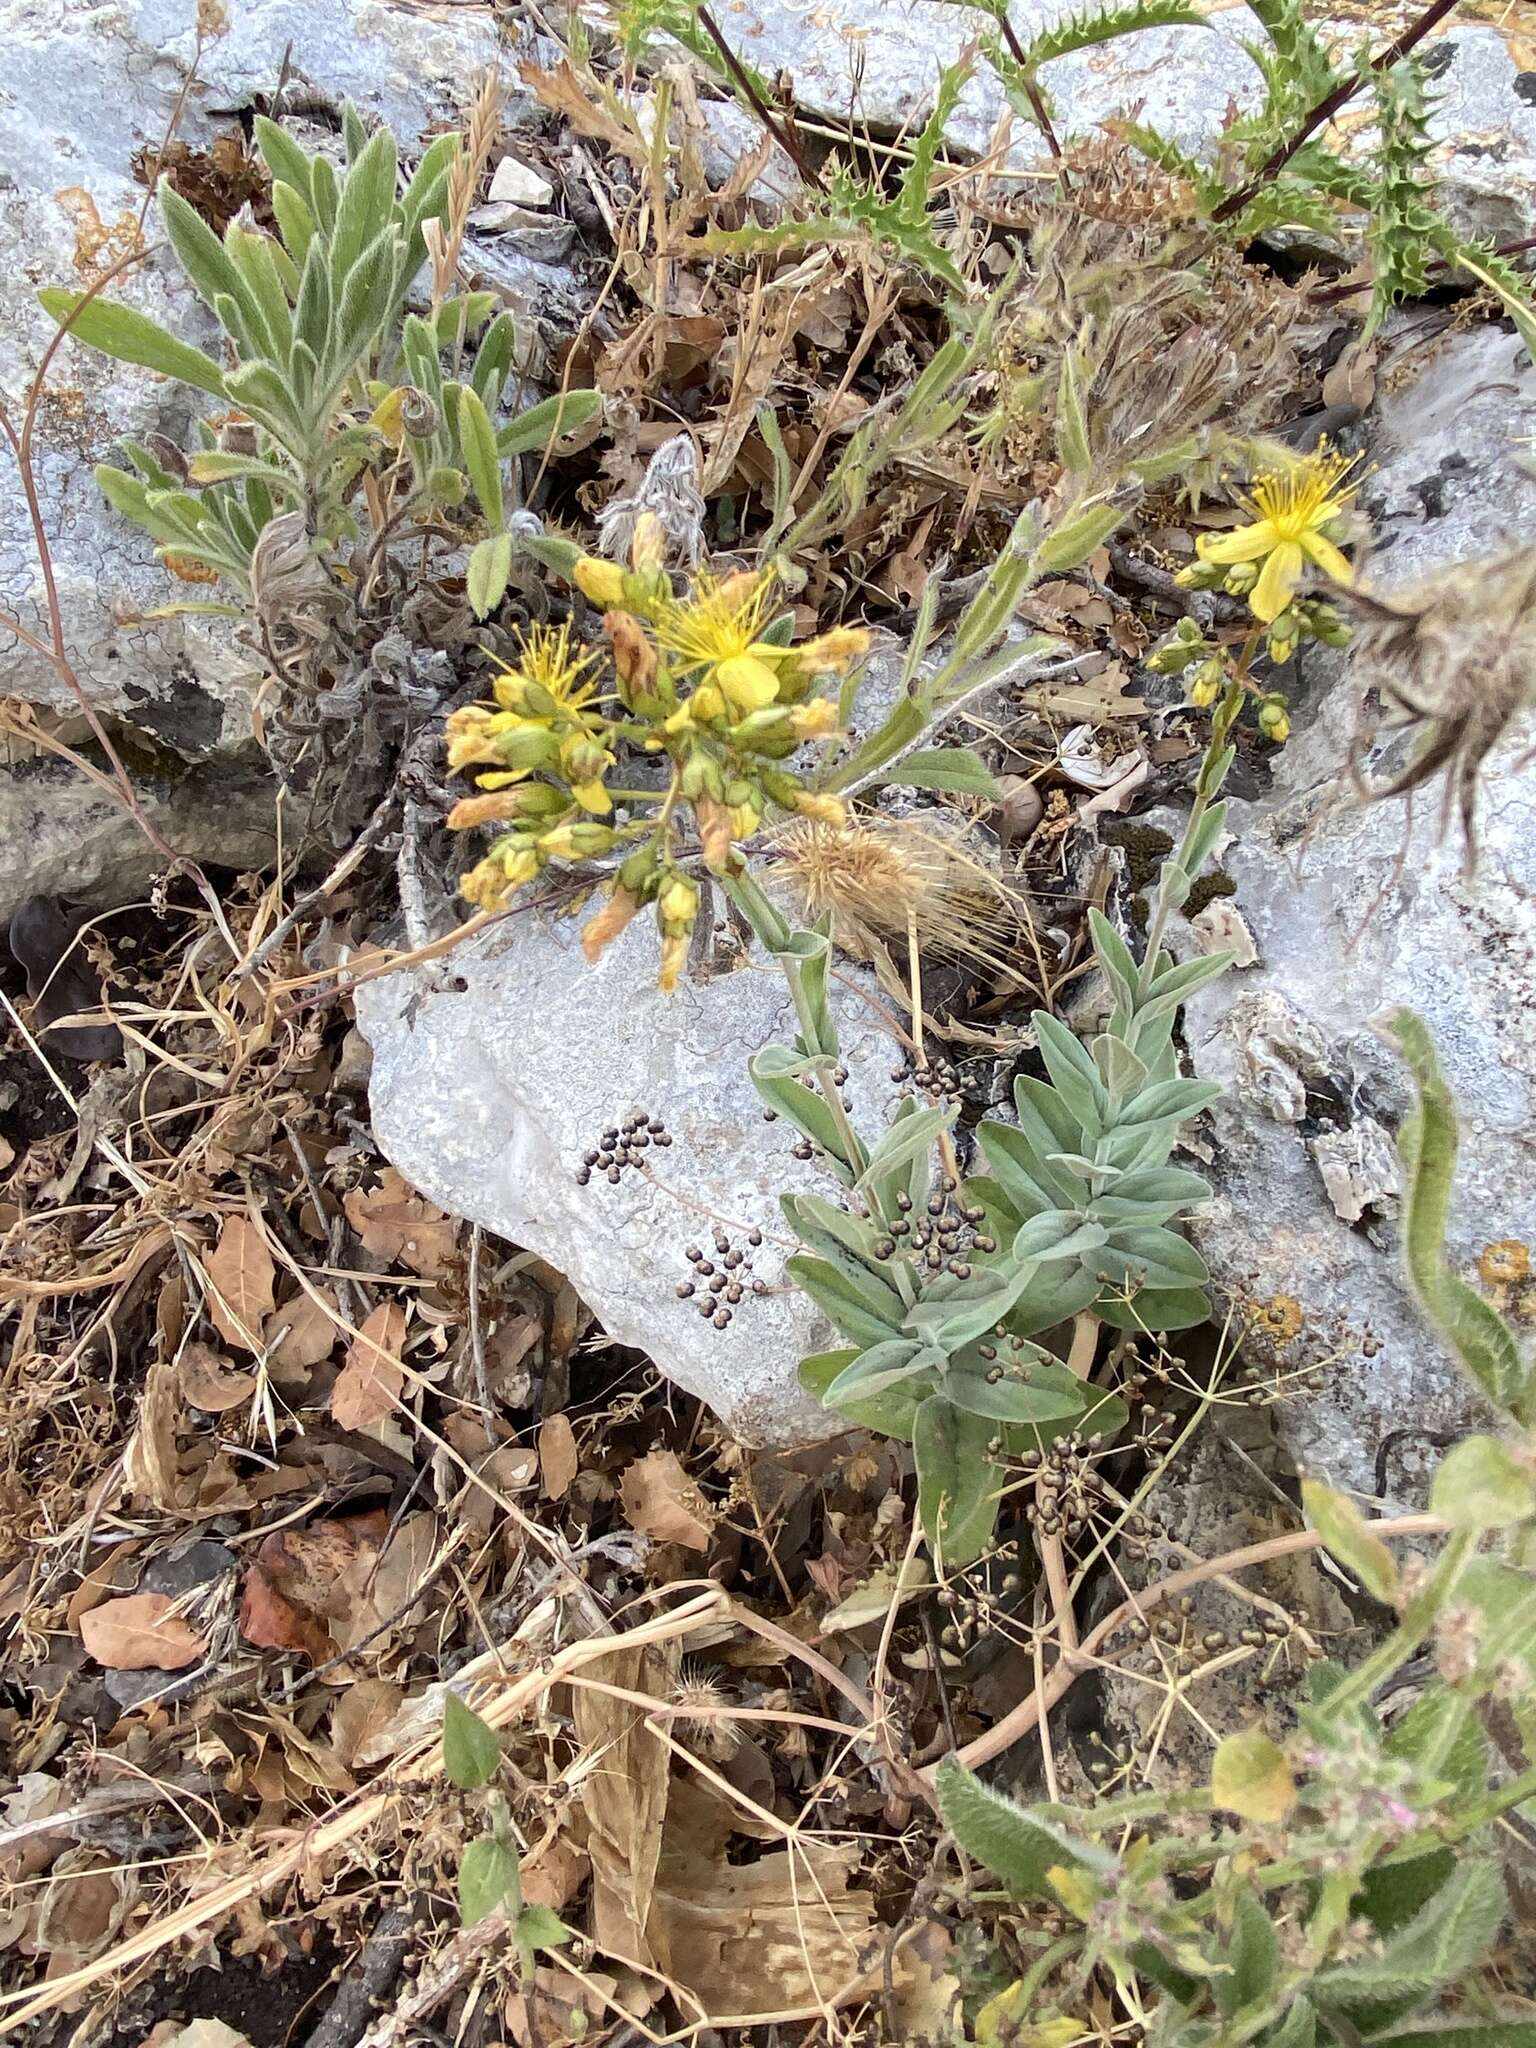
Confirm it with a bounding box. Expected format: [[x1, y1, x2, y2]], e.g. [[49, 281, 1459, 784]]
[[204, 1215, 276, 1352], [178, 1342, 256, 1415], [331, 1301, 407, 1430], [620, 1450, 714, 1551], [264, 1288, 340, 1373], [79, 1593, 206, 1671], [343, 1169, 457, 1280], [239, 1510, 389, 1662]]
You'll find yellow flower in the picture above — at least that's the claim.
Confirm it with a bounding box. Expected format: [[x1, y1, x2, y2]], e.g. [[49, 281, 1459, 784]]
[[1195, 450, 1359, 623], [788, 626, 871, 680], [492, 623, 602, 723], [460, 841, 541, 909], [581, 884, 643, 964], [655, 572, 789, 714]]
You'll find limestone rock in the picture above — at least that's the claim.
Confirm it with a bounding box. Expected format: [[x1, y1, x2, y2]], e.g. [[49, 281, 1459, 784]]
[[357, 897, 905, 1447], [1182, 326, 1536, 1507], [688, 1, 1536, 240]]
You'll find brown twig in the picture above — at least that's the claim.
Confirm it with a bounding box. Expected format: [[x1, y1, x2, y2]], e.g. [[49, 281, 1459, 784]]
[[996, 14, 1064, 164], [1212, 0, 1463, 224], [922, 1510, 1450, 1779], [695, 5, 826, 193]]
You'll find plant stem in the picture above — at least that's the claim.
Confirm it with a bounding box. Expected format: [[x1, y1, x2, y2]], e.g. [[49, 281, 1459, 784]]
[[1318, 1529, 1476, 1722], [1212, 0, 1463, 223], [1136, 674, 1244, 995]]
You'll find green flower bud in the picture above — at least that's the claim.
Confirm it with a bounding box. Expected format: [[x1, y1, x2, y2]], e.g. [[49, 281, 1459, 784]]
[[1223, 559, 1259, 595]]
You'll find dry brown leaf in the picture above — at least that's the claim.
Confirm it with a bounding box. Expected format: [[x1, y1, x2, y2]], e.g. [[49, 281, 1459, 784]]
[[331, 1301, 407, 1430], [538, 1414, 579, 1500], [343, 1169, 457, 1281], [204, 1215, 276, 1352], [178, 1342, 257, 1415], [330, 1679, 404, 1769], [572, 1644, 675, 1966], [79, 1593, 206, 1672], [122, 1361, 185, 1512], [239, 1510, 389, 1662], [1322, 335, 1377, 413], [620, 1450, 714, 1551], [264, 1289, 340, 1373]]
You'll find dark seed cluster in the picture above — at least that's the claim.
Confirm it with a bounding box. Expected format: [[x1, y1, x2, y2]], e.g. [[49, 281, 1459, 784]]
[[573, 1106, 673, 1187], [890, 1054, 963, 1106], [871, 1175, 996, 1280], [676, 1223, 767, 1333]]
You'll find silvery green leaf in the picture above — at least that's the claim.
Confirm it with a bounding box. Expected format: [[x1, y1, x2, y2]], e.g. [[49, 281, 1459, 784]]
[[40, 290, 230, 400], [328, 226, 400, 386], [935, 1759, 1099, 1898], [310, 152, 339, 235], [498, 389, 604, 456], [1093, 1225, 1209, 1292], [1159, 861, 1193, 911], [914, 1395, 1000, 1565], [979, 1118, 1079, 1215], [1140, 950, 1234, 1019], [944, 1364, 1085, 1426], [786, 1254, 904, 1344], [825, 1339, 941, 1408], [1118, 1077, 1223, 1127], [783, 1193, 883, 1268], [1012, 1213, 1108, 1265], [1093, 1032, 1148, 1098], [856, 1103, 954, 1197], [294, 242, 332, 364], [330, 125, 398, 293], [467, 532, 512, 619], [272, 179, 317, 265], [454, 384, 504, 528], [905, 1264, 1031, 1349], [1181, 797, 1229, 878], [253, 115, 317, 206], [1088, 907, 1139, 1010], [1007, 1261, 1102, 1333], [159, 186, 256, 330], [1094, 1284, 1211, 1331]]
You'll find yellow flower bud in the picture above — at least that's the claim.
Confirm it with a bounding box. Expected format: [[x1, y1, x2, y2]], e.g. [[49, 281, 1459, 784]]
[[658, 932, 687, 994], [791, 627, 870, 678], [629, 510, 667, 572], [690, 683, 726, 723], [790, 790, 848, 828], [658, 876, 699, 930], [695, 794, 735, 871], [573, 555, 627, 608], [540, 821, 616, 860]]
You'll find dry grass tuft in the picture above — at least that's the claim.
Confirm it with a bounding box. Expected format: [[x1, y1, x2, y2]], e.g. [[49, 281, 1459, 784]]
[[768, 812, 1034, 982]]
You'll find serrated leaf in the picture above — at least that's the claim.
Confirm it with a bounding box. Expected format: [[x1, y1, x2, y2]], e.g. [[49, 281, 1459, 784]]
[[1211, 1725, 1295, 1823], [443, 1691, 502, 1789], [40, 290, 229, 398], [458, 1834, 520, 1928]]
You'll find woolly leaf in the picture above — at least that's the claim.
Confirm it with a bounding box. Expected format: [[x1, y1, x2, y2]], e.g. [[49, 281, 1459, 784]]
[[935, 1759, 1099, 1899], [38, 290, 229, 398], [914, 1395, 1000, 1564]]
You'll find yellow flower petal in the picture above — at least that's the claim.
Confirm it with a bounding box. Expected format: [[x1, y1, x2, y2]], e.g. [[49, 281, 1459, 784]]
[[1299, 532, 1354, 586], [716, 654, 780, 711], [570, 779, 612, 815], [1197, 520, 1280, 566], [1251, 540, 1305, 623]]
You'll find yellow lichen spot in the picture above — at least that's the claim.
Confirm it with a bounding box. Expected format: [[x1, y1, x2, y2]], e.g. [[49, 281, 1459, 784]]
[[161, 551, 220, 586], [1478, 1239, 1530, 1287], [1250, 1294, 1303, 1343]]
